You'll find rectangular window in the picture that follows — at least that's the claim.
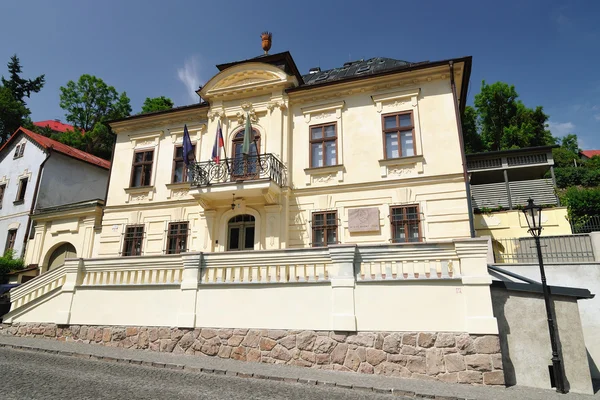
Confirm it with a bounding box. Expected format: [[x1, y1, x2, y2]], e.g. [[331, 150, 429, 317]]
[[122, 225, 144, 256], [383, 111, 415, 159], [390, 205, 421, 243], [18, 142, 25, 157], [312, 211, 338, 247], [166, 222, 189, 254], [13, 144, 21, 158], [310, 123, 337, 168], [0, 184, 5, 209], [5, 229, 17, 253], [172, 144, 196, 183], [15, 178, 28, 202], [130, 150, 154, 187]]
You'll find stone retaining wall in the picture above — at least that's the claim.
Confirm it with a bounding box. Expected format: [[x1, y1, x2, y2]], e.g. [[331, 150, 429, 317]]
[[0, 323, 504, 385]]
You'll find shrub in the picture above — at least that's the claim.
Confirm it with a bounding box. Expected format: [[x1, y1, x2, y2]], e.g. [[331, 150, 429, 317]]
[[553, 167, 584, 188], [0, 249, 25, 276], [562, 186, 600, 225], [581, 168, 600, 187]]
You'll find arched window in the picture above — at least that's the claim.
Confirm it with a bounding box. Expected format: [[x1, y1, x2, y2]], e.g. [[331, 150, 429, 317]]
[[227, 214, 255, 251], [231, 129, 260, 179], [47, 243, 77, 271]]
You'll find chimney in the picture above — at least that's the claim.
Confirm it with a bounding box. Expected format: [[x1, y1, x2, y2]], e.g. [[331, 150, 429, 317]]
[[309, 67, 321, 74]]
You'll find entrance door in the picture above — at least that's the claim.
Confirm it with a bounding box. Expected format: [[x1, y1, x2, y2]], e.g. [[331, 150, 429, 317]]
[[47, 243, 76, 271], [227, 215, 255, 251]]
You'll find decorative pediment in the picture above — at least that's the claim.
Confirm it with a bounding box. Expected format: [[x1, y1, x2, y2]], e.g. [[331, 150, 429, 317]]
[[200, 62, 298, 100]]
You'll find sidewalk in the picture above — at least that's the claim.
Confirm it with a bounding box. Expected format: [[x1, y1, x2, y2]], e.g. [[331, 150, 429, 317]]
[[0, 335, 596, 400]]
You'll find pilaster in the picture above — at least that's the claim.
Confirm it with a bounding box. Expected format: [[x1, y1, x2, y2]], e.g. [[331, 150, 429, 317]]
[[177, 252, 202, 328], [328, 244, 358, 331]]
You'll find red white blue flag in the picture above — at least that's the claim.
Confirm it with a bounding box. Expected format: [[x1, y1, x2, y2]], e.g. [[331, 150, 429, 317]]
[[212, 121, 224, 163]]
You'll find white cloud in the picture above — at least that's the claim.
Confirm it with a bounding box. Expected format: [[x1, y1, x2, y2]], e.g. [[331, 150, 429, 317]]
[[547, 121, 575, 137], [177, 56, 203, 103]]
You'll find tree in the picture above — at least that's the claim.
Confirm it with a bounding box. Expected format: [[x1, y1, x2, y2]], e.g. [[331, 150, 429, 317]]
[[559, 134, 579, 154], [141, 96, 174, 114], [0, 86, 29, 143], [1, 55, 45, 104], [463, 81, 554, 153], [461, 105, 483, 153], [59, 75, 132, 159], [0, 55, 44, 143]]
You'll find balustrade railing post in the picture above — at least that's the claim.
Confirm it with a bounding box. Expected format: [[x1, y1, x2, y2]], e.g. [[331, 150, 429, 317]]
[[55, 258, 84, 325], [178, 252, 202, 328], [328, 244, 358, 332]]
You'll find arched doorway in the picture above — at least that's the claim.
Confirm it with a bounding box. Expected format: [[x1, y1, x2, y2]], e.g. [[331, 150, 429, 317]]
[[231, 128, 260, 180], [227, 215, 255, 251], [47, 243, 76, 271]]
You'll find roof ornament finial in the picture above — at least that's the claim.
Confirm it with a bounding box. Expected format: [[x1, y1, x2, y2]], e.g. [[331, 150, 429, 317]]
[[261, 31, 272, 55]]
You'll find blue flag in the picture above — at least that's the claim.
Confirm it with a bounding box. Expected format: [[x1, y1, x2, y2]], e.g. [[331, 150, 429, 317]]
[[183, 124, 195, 166]]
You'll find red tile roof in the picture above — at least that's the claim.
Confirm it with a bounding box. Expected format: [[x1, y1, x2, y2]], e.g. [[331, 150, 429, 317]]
[[580, 150, 600, 159], [0, 127, 110, 170], [33, 120, 82, 133]]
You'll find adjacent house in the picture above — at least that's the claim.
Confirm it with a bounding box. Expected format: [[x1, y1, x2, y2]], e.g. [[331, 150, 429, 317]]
[[579, 150, 600, 160], [0, 127, 110, 281], [33, 119, 80, 134]]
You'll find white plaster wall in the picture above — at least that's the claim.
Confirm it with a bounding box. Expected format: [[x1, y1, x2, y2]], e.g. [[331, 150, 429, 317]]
[[0, 134, 47, 257], [195, 284, 331, 330], [494, 263, 600, 379], [69, 287, 181, 327], [36, 153, 109, 209], [355, 281, 467, 332]]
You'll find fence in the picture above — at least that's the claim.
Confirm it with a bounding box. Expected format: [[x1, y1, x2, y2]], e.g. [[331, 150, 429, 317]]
[[493, 234, 595, 264], [571, 215, 600, 234]]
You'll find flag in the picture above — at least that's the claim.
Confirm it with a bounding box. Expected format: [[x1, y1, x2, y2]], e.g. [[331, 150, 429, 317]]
[[212, 121, 224, 163], [242, 114, 252, 156], [183, 124, 195, 166]]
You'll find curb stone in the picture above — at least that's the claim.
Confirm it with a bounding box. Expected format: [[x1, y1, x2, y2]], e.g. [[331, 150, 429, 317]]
[[0, 342, 483, 399]]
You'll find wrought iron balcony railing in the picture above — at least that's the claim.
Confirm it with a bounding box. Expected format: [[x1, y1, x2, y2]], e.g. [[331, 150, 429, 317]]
[[189, 154, 287, 188]]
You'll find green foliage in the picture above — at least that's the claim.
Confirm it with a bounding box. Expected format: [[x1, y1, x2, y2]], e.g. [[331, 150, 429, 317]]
[[552, 147, 579, 168], [461, 106, 483, 153], [0, 249, 25, 277], [559, 134, 579, 154], [57, 74, 132, 160], [462, 81, 553, 153], [553, 167, 583, 188], [562, 187, 600, 224], [585, 155, 600, 170], [141, 96, 174, 114], [0, 55, 44, 144], [0, 85, 29, 143], [1, 55, 45, 104]]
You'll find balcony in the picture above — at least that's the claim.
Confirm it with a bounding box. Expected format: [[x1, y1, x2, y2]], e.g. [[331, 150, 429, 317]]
[[188, 154, 287, 203]]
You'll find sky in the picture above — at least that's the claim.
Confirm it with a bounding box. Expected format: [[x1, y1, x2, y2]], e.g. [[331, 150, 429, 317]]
[[1, 0, 599, 148]]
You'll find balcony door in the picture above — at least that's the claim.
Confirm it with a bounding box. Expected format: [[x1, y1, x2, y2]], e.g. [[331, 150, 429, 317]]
[[231, 129, 260, 180], [227, 214, 255, 251]]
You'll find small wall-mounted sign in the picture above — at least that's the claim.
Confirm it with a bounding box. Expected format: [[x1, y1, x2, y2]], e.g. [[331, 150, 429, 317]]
[[348, 207, 380, 233], [112, 225, 119, 232]]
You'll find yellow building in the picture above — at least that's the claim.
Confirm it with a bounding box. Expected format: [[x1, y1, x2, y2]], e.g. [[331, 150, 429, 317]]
[[100, 52, 473, 256]]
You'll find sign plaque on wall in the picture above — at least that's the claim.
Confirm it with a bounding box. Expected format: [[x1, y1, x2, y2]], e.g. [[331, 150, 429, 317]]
[[348, 207, 380, 233]]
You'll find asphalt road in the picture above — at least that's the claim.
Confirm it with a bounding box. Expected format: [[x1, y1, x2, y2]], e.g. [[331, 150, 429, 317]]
[[0, 347, 404, 400]]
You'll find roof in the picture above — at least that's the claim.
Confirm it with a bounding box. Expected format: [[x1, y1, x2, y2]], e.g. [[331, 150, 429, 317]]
[[216, 51, 304, 85], [108, 102, 208, 124], [0, 127, 110, 170], [301, 57, 416, 86], [33, 120, 80, 133], [580, 150, 600, 159]]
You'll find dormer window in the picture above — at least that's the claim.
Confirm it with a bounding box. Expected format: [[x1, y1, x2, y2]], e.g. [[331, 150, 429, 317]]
[[13, 142, 25, 159]]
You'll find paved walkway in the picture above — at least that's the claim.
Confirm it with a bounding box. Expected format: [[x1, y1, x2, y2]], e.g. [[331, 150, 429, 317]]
[[0, 335, 596, 400]]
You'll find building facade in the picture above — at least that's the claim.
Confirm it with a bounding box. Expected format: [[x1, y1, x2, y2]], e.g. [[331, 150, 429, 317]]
[[0, 127, 110, 275], [100, 53, 472, 257]]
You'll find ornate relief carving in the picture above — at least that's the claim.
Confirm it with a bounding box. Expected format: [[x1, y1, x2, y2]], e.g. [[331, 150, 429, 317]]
[[208, 110, 225, 121], [312, 111, 335, 120], [131, 194, 147, 202], [136, 140, 155, 147], [387, 166, 415, 177], [383, 99, 410, 109], [312, 174, 336, 184], [171, 189, 189, 198], [266, 100, 287, 112], [235, 111, 258, 125]]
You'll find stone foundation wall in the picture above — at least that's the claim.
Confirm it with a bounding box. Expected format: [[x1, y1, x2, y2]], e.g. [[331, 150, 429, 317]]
[[0, 323, 504, 385]]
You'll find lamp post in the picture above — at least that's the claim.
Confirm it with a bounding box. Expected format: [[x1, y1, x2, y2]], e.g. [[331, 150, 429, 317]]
[[522, 198, 567, 393]]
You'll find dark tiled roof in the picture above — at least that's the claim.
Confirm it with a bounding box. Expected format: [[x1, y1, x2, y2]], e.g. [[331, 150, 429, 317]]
[[301, 57, 421, 86]]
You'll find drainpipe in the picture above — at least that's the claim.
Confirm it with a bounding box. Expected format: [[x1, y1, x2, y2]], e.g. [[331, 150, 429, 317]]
[[449, 61, 476, 238], [23, 149, 52, 259]]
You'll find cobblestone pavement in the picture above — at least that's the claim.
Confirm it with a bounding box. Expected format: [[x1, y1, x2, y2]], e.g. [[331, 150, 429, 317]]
[[0, 347, 403, 400]]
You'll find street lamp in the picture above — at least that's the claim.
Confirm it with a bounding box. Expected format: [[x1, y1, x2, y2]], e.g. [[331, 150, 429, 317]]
[[522, 198, 568, 393]]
